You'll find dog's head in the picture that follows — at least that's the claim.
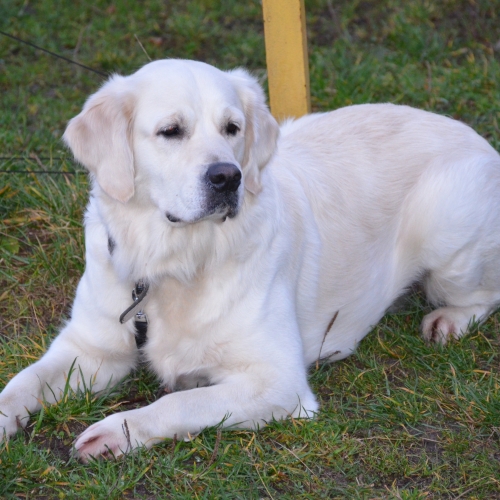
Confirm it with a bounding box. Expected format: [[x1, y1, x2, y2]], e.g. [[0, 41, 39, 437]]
[[63, 59, 279, 225]]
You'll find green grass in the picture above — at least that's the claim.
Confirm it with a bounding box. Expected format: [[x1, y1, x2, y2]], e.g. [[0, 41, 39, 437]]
[[1, 0, 500, 498]]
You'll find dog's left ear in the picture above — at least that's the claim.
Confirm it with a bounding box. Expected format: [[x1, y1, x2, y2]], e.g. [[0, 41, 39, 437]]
[[63, 75, 136, 203], [227, 69, 279, 195]]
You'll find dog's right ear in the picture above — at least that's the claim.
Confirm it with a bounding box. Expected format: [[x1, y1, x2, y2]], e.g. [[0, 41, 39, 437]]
[[63, 75, 135, 203], [227, 69, 279, 195]]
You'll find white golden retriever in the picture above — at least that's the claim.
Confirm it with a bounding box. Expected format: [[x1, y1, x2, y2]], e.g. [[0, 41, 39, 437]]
[[1, 60, 500, 461]]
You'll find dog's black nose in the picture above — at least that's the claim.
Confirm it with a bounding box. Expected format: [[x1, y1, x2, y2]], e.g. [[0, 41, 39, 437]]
[[206, 163, 241, 193]]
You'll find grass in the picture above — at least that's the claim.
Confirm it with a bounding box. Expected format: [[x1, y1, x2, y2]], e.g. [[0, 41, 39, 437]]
[[1, 0, 500, 498]]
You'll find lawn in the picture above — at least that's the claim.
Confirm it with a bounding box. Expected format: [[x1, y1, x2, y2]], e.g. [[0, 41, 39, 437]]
[[1, 0, 500, 498]]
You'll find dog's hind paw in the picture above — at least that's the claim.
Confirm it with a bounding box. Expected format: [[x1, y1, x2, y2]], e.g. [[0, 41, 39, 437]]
[[421, 305, 482, 345]]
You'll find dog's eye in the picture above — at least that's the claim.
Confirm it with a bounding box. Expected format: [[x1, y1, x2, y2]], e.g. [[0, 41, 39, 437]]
[[158, 125, 182, 138], [225, 122, 240, 136]]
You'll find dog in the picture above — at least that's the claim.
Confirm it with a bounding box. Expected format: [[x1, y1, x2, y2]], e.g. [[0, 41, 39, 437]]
[[1, 59, 499, 462]]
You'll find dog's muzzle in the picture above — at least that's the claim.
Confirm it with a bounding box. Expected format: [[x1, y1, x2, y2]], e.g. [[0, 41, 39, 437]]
[[204, 162, 241, 219]]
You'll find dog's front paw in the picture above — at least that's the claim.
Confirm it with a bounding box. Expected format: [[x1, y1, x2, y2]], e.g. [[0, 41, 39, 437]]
[[74, 412, 147, 462], [0, 401, 29, 442]]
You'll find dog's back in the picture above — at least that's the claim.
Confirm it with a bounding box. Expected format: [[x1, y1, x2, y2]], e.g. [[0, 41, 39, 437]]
[[271, 104, 500, 362]]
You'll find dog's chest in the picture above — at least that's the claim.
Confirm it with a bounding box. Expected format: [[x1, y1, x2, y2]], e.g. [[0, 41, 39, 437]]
[[139, 275, 241, 389]]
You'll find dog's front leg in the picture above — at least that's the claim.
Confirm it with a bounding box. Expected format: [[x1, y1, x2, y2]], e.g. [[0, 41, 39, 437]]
[[0, 316, 138, 441], [0, 225, 139, 441], [74, 370, 318, 462]]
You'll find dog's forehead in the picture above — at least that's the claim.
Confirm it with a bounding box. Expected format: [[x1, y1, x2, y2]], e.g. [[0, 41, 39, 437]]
[[132, 60, 242, 120]]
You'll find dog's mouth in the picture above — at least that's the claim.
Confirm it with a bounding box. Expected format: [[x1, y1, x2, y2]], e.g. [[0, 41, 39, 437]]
[[204, 194, 240, 221], [211, 199, 239, 219], [166, 213, 182, 223], [165, 202, 239, 226]]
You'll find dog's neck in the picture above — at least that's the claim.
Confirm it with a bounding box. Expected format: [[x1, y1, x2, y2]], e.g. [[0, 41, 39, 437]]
[[90, 185, 278, 286]]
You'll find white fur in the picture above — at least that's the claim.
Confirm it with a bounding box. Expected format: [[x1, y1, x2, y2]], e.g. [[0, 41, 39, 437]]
[[1, 59, 499, 462]]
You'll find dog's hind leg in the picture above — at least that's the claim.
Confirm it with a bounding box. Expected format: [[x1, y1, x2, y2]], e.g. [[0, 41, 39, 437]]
[[417, 159, 500, 344], [421, 253, 500, 344]]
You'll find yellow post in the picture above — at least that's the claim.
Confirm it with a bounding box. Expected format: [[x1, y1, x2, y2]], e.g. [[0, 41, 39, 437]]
[[262, 0, 311, 121]]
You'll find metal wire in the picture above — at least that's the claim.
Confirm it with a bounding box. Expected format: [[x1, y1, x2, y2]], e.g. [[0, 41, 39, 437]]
[[0, 30, 107, 77], [0, 30, 108, 175], [0, 170, 85, 174]]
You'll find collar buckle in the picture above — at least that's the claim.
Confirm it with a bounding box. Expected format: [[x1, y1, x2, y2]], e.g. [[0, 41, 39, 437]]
[[119, 280, 149, 324]]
